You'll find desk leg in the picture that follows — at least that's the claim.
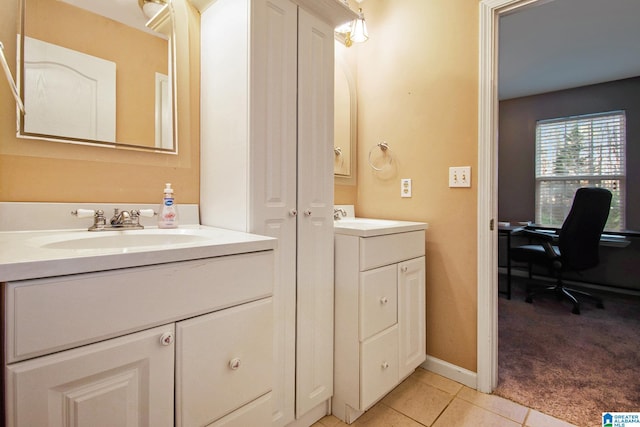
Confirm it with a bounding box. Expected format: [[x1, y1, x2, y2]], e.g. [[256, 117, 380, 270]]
[[506, 232, 511, 299]]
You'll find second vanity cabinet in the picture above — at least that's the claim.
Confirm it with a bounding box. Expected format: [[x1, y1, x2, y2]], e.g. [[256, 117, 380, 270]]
[[332, 222, 427, 424], [3, 250, 275, 427]]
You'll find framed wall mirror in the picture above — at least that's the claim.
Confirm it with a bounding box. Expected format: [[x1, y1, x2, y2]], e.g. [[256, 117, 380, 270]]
[[17, 0, 177, 153], [334, 52, 357, 185]]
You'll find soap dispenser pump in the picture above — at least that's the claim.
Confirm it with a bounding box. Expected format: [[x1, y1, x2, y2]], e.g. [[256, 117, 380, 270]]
[[158, 183, 178, 229]]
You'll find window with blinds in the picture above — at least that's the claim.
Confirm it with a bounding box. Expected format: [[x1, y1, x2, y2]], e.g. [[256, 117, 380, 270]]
[[535, 111, 626, 231]]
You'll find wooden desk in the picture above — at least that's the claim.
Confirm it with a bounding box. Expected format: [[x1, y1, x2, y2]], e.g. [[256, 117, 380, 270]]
[[498, 224, 632, 300], [498, 224, 524, 299]]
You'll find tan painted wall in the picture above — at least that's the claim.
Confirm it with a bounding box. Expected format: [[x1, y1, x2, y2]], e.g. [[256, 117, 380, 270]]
[[0, 0, 200, 204], [336, 0, 479, 371]]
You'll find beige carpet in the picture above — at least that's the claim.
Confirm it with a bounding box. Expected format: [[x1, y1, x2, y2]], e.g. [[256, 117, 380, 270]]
[[494, 276, 640, 427]]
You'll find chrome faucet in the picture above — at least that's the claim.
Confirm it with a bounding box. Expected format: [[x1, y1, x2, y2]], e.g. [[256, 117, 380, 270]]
[[333, 208, 347, 220], [72, 208, 154, 231]]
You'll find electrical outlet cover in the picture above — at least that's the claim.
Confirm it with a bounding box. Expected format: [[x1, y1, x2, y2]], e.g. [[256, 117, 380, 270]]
[[401, 178, 412, 197]]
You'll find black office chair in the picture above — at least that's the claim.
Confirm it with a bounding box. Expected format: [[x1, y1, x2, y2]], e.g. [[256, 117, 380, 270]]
[[510, 187, 612, 314]]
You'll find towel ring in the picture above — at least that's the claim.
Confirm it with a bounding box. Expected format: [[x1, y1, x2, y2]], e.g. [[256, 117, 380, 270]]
[[334, 146, 344, 168], [368, 142, 393, 171]]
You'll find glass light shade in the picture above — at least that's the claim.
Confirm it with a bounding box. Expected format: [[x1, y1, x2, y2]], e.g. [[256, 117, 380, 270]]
[[139, 0, 166, 19], [351, 10, 368, 43]]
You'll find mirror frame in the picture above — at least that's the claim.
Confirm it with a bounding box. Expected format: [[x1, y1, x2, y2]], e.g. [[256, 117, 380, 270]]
[[17, 0, 178, 154], [334, 55, 357, 185]]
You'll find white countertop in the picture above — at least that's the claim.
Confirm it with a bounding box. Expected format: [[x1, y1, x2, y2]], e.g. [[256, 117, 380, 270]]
[[0, 225, 276, 282], [333, 218, 428, 237]]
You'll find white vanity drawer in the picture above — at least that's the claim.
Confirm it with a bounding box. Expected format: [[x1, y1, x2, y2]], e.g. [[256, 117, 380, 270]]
[[4, 251, 274, 363], [359, 230, 425, 271], [359, 264, 397, 341], [206, 392, 272, 427], [360, 325, 399, 410], [176, 298, 272, 427]]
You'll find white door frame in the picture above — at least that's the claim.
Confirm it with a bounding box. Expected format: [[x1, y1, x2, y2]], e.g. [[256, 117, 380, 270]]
[[477, 0, 544, 393]]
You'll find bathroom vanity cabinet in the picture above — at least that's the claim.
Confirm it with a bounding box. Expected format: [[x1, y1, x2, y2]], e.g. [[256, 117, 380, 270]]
[[197, 0, 355, 425], [3, 247, 275, 427], [332, 221, 428, 424]]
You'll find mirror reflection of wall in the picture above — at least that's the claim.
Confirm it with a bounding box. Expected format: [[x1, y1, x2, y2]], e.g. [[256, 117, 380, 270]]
[[334, 42, 356, 184], [20, 0, 173, 151], [334, 61, 351, 176]]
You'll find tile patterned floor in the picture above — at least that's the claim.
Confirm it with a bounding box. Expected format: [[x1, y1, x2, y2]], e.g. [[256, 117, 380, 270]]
[[313, 368, 577, 427]]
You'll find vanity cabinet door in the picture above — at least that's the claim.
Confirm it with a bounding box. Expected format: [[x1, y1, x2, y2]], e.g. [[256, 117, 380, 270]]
[[175, 298, 273, 427], [4, 324, 175, 427], [398, 256, 427, 379]]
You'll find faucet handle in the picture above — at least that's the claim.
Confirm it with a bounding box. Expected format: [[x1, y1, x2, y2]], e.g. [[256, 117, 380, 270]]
[[72, 209, 97, 218], [138, 209, 156, 218]]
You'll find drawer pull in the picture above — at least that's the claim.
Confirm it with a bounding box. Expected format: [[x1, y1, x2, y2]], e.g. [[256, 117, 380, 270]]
[[229, 358, 241, 370], [381, 361, 389, 370], [380, 296, 389, 304], [160, 332, 174, 346]]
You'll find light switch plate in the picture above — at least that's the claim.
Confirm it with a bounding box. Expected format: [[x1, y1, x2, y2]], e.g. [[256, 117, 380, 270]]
[[401, 178, 412, 197], [449, 166, 471, 188]]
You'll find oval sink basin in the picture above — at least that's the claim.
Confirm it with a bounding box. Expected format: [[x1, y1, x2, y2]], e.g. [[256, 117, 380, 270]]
[[32, 229, 216, 251]]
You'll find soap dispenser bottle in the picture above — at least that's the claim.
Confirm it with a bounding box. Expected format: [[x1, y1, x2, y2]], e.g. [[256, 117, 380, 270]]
[[158, 183, 178, 228]]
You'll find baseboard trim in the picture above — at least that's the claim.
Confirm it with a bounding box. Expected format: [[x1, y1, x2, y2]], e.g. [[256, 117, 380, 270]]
[[421, 355, 477, 389]]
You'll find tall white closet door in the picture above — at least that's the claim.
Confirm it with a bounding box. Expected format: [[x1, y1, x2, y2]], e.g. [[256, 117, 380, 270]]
[[248, 0, 298, 425], [295, 7, 335, 417]]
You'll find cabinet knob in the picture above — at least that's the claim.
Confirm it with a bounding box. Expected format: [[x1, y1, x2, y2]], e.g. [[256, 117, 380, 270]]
[[229, 358, 241, 370], [380, 296, 389, 304], [304, 209, 312, 216], [160, 332, 174, 346], [401, 265, 408, 273], [381, 361, 389, 369], [289, 209, 298, 217]]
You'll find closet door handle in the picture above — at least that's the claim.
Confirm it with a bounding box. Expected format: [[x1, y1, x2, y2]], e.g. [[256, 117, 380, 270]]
[[289, 209, 297, 217], [304, 209, 312, 216]]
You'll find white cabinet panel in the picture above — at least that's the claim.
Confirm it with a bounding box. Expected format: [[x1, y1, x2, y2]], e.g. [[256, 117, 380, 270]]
[[360, 326, 399, 410], [206, 393, 272, 427], [5, 252, 273, 363], [5, 324, 175, 427], [249, 0, 298, 423], [176, 298, 273, 427], [359, 265, 398, 341], [295, 7, 335, 418], [359, 230, 425, 271], [398, 257, 427, 379]]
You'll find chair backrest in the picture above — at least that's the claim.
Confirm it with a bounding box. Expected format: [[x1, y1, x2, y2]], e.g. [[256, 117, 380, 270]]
[[559, 187, 612, 271]]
